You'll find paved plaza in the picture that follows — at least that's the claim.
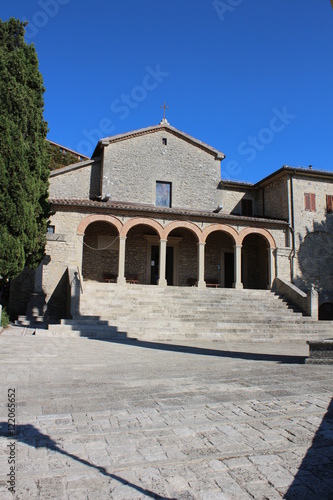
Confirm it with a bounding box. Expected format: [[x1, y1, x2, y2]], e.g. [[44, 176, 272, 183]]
[[0, 327, 332, 499]]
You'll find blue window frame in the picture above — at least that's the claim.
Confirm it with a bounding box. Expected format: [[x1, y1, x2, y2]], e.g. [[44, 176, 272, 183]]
[[156, 181, 171, 208]]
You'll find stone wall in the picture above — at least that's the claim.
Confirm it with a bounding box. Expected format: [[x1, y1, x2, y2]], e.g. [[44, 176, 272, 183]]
[[292, 176, 333, 296], [102, 129, 222, 211], [221, 186, 263, 217], [263, 176, 289, 220], [50, 160, 101, 199], [8, 268, 35, 317]]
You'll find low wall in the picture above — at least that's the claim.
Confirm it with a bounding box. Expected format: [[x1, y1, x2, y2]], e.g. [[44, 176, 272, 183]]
[[275, 277, 318, 319]]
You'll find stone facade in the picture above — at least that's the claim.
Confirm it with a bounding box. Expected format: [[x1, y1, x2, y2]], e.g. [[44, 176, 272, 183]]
[[101, 127, 223, 211], [49, 159, 101, 200], [9, 123, 333, 321]]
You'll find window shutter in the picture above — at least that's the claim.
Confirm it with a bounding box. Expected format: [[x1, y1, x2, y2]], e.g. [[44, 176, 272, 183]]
[[304, 193, 310, 210], [310, 193, 316, 212], [327, 195, 333, 213]]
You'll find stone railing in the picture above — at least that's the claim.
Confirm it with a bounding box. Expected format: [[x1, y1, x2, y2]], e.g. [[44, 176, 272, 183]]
[[275, 277, 318, 320], [68, 266, 83, 319]]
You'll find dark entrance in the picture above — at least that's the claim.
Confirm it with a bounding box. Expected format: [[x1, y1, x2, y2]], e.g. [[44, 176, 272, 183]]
[[224, 252, 234, 288], [151, 245, 174, 285], [319, 302, 333, 320]]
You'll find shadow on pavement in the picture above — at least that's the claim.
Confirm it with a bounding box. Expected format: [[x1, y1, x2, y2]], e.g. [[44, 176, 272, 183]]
[[284, 398, 333, 499], [100, 338, 307, 364], [0, 422, 173, 499]]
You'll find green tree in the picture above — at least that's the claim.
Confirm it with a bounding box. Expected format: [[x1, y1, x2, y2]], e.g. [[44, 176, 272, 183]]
[[0, 18, 50, 279], [47, 141, 81, 171]]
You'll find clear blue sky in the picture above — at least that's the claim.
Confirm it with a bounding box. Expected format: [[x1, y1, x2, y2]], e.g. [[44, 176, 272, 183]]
[[2, 1, 333, 183]]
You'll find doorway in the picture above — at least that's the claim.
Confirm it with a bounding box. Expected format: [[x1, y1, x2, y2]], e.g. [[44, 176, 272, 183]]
[[150, 245, 174, 285], [224, 252, 234, 288]]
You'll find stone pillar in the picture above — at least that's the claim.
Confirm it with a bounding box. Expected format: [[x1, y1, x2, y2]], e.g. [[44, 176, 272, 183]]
[[117, 236, 127, 285], [26, 260, 47, 320], [308, 284, 319, 320], [197, 242, 206, 289], [267, 247, 275, 289], [233, 245, 243, 289], [158, 239, 167, 287]]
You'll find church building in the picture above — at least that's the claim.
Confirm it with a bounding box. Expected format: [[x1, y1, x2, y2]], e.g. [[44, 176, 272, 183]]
[[10, 120, 333, 323]]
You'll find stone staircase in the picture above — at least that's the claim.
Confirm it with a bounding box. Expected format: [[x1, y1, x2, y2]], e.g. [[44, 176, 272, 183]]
[[46, 282, 333, 342]]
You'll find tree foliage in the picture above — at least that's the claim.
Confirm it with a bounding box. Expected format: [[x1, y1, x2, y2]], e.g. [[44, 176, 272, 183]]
[[47, 141, 81, 171], [0, 18, 50, 279]]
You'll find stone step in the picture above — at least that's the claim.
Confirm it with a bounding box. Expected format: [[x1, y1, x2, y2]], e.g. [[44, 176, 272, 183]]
[[49, 282, 331, 342], [55, 318, 333, 335], [44, 324, 330, 342]]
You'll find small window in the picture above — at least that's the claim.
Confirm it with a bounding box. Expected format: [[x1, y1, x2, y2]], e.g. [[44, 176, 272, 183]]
[[304, 193, 316, 212], [47, 225, 55, 234], [156, 181, 171, 207], [326, 195, 333, 214], [162, 138, 167, 145], [241, 199, 253, 216]]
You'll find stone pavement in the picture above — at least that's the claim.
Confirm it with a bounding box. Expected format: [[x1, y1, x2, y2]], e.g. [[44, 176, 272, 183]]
[[0, 326, 332, 499]]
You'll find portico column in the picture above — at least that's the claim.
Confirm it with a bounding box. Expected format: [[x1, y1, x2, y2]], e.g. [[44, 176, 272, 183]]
[[197, 242, 206, 289], [158, 239, 167, 287], [233, 244, 243, 289], [117, 236, 127, 285], [267, 247, 275, 289]]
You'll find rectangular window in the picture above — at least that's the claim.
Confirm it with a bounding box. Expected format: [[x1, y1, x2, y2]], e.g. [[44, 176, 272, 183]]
[[327, 195, 333, 214], [241, 199, 253, 216], [156, 181, 171, 207], [162, 138, 167, 145], [47, 225, 55, 234], [304, 192, 316, 212]]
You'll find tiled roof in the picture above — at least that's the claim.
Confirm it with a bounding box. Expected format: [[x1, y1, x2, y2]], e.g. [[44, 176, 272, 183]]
[[49, 198, 288, 225]]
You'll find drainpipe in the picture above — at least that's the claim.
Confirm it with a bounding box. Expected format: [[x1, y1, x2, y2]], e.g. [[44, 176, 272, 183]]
[[289, 173, 296, 281]]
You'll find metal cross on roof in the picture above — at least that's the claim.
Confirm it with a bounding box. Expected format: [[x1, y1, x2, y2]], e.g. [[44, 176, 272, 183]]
[[160, 102, 169, 120]]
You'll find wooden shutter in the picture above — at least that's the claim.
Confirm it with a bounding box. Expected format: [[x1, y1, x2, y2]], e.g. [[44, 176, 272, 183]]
[[310, 193, 316, 212], [304, 193, 310, 210], [304, 193, 316, 211], [327, 195, 333, 213]]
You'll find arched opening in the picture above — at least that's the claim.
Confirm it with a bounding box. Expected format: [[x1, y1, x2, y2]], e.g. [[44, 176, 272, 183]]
[[82, 221, 120, 282], [125, 224, 160, 284], [205, 231, 235, 287], [167, 227, 198, 286], [242, 233, 269, 289], [319, 302, 333, 321]]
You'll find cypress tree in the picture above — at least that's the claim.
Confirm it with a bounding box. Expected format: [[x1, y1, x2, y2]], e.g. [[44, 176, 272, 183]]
[[0, 18, 50, 279]]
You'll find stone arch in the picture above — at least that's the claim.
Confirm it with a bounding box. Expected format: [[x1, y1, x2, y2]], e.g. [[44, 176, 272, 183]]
[[239, 227, 276, 249], [203, 224, 239, 288], [202, 224, 239, 246], [81, 216, 122, 282], [121, 217, 164, 239], [241, 230, 273, 289], [164, 221, 202, 242], [77, 214, 123, 236]]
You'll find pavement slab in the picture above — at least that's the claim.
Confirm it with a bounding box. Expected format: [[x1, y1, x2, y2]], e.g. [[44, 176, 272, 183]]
[[0, 328, 333, 499]]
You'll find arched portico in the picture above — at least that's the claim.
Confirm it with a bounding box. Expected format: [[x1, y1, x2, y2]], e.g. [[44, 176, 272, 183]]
[[240, 229, 275, 289], [204, 229, 236, 288], [81, 219, 121, 282]]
